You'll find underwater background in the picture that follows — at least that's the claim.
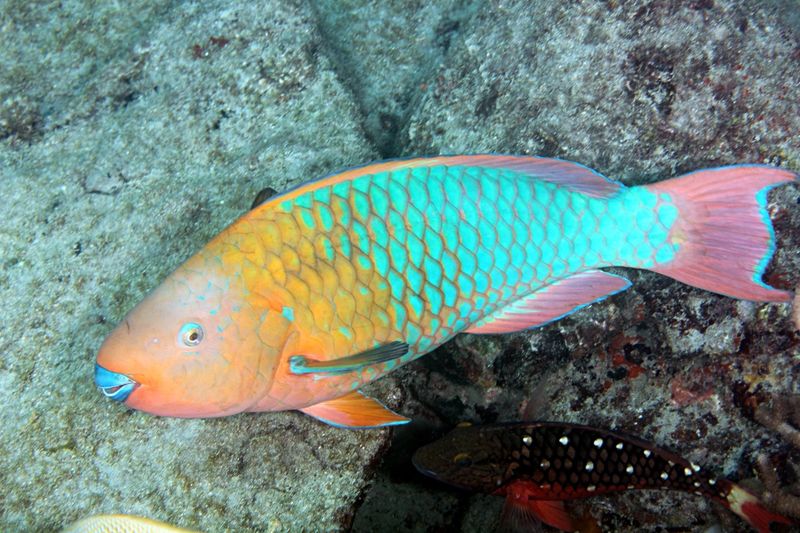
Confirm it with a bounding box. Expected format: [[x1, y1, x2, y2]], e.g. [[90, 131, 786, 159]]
[[1, 0, 798, 531]]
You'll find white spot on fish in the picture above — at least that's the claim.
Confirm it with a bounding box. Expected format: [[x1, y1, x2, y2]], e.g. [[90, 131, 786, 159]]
[[615, 442, 624, 450], [694, 481, 701, 488], [684, 467, 693, 476], [585, 461, 594, 472], [587, 485, 596, 492], [540, 459, 551, 469], [523, 435, 532, 446], [692, 463, 700, 472], [593, 438, 603, 448], [627, 484, 635, 489], [626, 465, 634, 474], [709, 479, 716, 485], [559, 436, 569, 445], [643, 450, 652, 458], [660, 472, 669, 480]]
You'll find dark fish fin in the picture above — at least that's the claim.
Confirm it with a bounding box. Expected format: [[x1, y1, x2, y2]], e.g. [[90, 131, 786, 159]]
[[289, 341, 409, 375], [466, 270, 631, 334], [501, 496, 577, 532], [251, 186, 279, 209], [299, 390, 410, 428], [438, 155, 624, 198]]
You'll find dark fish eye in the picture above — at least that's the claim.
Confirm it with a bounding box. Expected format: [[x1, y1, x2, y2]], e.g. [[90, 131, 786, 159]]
[[178, 322, 204, 347], [453, 453, 473, 468]]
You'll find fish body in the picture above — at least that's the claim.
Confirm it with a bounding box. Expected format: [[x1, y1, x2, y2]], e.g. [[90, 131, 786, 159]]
[[63, 514, 199, 533], [412, 422, 793, 532], [94, 156, 796, 427]]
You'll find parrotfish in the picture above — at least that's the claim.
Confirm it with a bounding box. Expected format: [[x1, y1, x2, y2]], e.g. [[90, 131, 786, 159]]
[[94, 156, 796, 427], [412, 422, 794, 532], [63, 514, 199, 533]]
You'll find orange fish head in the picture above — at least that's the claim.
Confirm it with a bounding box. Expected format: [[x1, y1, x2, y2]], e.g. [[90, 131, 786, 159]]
[[95, 251, 283, 418]]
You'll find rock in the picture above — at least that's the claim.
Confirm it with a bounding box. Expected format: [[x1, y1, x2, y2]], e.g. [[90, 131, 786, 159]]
[[311, 0, 480, 157], [404, 1, 800, 178], [0, 1, 386, 531]]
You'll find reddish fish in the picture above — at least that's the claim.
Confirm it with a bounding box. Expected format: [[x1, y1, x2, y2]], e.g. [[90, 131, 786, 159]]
[[413, 422, 794, 532], [94, 156, 796, 427]]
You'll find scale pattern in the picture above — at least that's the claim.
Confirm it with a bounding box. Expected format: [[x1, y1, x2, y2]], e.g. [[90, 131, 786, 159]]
[[248, 164, 680, 386], [493, 424, 725, 500]]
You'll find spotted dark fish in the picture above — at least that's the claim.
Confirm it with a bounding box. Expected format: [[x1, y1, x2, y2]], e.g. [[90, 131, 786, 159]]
[[413, 422, 793, 532]]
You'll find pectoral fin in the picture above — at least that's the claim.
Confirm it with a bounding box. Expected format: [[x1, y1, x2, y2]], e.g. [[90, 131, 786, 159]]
[[299, 391, 410, 428], [251, 186, 279, 209], [466, 270, 631, 334], [501, 496, 578, 532], [289, 341, 408, 375]]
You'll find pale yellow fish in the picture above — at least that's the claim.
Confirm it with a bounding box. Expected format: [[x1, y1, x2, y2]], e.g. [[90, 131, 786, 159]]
[[62, 514, 201, 533]]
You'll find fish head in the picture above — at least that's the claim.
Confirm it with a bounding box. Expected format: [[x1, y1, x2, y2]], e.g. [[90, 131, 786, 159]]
[[95, 244, 286, 417], [412, 423, 509, 492]]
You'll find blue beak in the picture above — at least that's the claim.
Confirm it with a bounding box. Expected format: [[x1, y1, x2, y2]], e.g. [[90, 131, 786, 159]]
[[94, 364, 137, 402]]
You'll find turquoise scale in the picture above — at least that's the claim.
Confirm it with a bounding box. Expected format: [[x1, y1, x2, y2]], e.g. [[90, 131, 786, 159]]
[[279, 163, 678, 379]]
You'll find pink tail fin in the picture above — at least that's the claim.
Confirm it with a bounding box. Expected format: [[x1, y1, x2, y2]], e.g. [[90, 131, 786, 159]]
[[648, 165, 797, 302], [724, 483, 794, 533]]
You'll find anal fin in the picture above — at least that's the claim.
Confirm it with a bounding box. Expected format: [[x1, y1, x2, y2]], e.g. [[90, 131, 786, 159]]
[[466, 270, 631, 334], [299, 391, 410, 428]]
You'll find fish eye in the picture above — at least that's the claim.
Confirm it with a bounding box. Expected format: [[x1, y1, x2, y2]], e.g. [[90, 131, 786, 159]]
[[178, 322, 204, 347], [453, 453, 473, 468]]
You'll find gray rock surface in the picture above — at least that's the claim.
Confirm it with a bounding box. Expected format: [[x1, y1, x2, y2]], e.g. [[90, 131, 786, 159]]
[[0, 1, 389, 531], [311, 0, 480, 157]]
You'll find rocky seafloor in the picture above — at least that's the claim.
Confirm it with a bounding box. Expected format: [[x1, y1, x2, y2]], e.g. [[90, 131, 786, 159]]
[[1, 1, 798, 532]]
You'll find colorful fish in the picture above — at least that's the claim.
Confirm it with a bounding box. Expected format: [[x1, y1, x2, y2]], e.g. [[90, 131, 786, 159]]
[[412, 421, 794, 532], [94, 156, 796, 427], [63, 514, 199, 533]]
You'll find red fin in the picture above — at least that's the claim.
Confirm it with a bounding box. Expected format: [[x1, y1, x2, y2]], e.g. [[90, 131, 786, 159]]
[[440, 155, 623, 198], [466, 270, 631, 334], [499, 496, 540, 533], [648, 165, 797, 302], [725, 483, 794, 533], [501, 496, 578, 532], [527, 500, 578, 531], [299, 391, 410, 428]]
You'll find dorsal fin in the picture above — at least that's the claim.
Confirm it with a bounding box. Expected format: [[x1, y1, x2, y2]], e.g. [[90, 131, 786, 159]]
[[256, 155, 623, 209], [436, 155, 624, 198]]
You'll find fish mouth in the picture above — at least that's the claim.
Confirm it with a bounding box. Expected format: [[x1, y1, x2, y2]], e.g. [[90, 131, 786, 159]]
[[94, 364, 138, 402]]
